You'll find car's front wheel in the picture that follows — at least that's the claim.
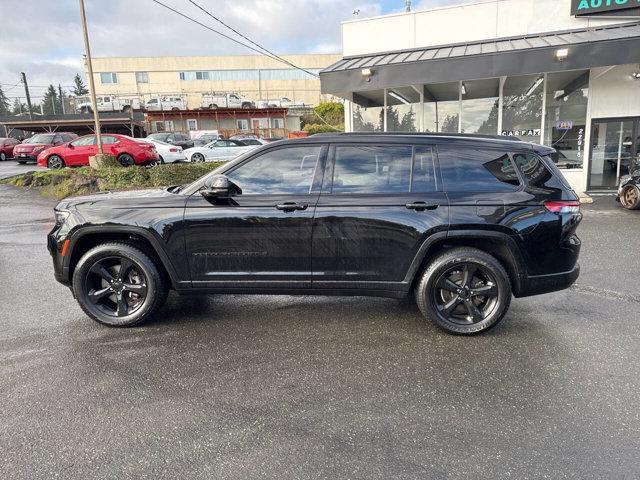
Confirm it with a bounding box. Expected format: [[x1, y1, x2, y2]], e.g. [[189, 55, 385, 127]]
[[73, 243, 168, 327], [191, 153, 205, 163], [0, 152, 6, 161], [47, 155, 65, 169], [619, 184, 640, 210], [415, 248, 511, 335]]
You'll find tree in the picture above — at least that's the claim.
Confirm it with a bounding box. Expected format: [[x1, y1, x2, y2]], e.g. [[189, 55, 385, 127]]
[[11, 98, 26, 115], [0, 86, 10, 116], [441, 114, 459, 133], [400, 107, 417, 133], [314, 102, 344, 126], [72, 73, 88, 96], [42, 84, 62, 115]]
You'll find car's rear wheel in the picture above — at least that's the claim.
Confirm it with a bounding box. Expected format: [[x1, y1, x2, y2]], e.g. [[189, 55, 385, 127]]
[[191, 153, 205, 163], [619, 184, 640, 210], [73, 243, 168, 327], [415, 248, 511, 335], [117, 153, 135, 166], [171, 107, 179, 111], [209, 104, 218, 109], [47, 155, 65, 169]]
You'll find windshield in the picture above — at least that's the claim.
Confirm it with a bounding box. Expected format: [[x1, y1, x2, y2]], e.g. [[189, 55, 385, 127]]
[[147, 133, 169, 141], [25, 134, 55, 144]]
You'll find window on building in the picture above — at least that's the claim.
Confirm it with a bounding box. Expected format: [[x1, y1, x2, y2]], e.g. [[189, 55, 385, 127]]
[[461, 78, 499, 134], [187, 119, 198, 131], [352, 101, 383, 133], [154, 121, 174, 132], [195, 71, 210, 80], [271, 118, 284, 129], [438, 147, 520, 192], [331, 145, 412, 194], [135, 72, 149, 84], [543, 70, 589, 169], [502, 74, 544, 144], [237, 119, 249, 131], [100, 72, 118, 84], [251, 118, 269, 129], [423, 82, 460, 133], [227, 146, 322, 195], [386, 87, 420, 133]]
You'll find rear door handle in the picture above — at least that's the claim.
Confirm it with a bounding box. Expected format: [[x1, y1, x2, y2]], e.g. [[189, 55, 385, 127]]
[[276, 202, 308, 212], [406, 201, 439, 211]]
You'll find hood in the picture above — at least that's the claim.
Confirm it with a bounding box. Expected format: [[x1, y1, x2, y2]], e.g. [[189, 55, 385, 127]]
[[56, 188, 181, 210], [15, 143, 50, 152]]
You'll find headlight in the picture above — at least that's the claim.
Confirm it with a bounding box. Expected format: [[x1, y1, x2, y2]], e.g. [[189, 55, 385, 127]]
[[32, 146, 45, 153], [54, 210, 70, 225]]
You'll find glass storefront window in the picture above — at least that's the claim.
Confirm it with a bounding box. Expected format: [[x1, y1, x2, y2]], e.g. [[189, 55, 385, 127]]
[[385, 87, 420, 132], [461, 78, 499, 134], [544, 71, 589, 169], [502, 74, 543, 144], [424, 82, 460, 133], [352, 92, 384, 132]]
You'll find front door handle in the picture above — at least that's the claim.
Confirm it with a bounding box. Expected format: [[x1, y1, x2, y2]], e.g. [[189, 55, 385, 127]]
[[276, 202, 308, 212], [406, 201, 439, 211]]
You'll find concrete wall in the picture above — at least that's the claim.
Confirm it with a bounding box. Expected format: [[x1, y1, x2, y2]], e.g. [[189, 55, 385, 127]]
[[342, 0, 627, 56], [88, 54, 341, 109]]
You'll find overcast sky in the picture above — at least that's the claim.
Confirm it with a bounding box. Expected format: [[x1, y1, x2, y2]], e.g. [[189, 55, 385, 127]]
[[0, 0, 470, 103]]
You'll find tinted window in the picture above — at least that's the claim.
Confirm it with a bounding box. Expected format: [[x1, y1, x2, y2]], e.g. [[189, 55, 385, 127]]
[[227, 146, 321, 195], [412, 146, 437, 193], [332, 145, 412, 194], [25, 134, 55, 144], [71, 136, 96, 147], [513, 152, 563, 191], [438, 147, 520, 192]]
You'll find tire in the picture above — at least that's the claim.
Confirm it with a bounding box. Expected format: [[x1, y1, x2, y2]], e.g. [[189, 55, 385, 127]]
[[47, 155, 65, 169], [191, 152, 205, 163], [241, 103, 252, 109], [81, 106, 92, 114], [0, 152, 6, 161], [171, 107, 179, 111], [159, 156, 165, 164], [72, 242, 169, 327], [619, 184, 640, 210], [209, 104, 218, 110], [117, 153, 135, 167], [414, 247, 512, 335]]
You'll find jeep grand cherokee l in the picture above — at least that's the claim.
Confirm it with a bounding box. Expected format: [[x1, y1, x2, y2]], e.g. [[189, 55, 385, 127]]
[[47, 134, 582, 335]]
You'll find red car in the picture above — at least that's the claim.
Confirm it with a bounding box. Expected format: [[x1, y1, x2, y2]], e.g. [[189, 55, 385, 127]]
[[13, 132, 78, 164], [0, 137, 21, 161], [37, 134, 159, 169]]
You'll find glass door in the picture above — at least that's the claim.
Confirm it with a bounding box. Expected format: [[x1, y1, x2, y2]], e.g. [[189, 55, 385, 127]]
[[589, 119, 638, 190]]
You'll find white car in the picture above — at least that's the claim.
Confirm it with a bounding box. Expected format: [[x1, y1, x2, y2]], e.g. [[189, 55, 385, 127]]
[[184, 139, 260, 163], [142, 139, 187, 164]]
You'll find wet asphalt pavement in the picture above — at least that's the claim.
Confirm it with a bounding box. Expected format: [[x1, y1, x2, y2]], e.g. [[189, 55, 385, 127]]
[[1, 162, 639, 479]]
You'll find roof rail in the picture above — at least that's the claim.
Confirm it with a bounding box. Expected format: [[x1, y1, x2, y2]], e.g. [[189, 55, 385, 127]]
[[311, 132, 522, 141]]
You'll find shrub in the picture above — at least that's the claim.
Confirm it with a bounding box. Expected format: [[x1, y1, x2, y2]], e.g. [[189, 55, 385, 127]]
[[303, 123, 344, 135]]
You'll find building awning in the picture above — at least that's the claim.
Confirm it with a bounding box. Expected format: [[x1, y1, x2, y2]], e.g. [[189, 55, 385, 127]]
[[320, 21, 640, 96]]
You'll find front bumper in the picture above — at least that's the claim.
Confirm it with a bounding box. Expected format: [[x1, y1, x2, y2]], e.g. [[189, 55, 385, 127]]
[[14, 153, 37, 162], [47, 230, 69, 286]]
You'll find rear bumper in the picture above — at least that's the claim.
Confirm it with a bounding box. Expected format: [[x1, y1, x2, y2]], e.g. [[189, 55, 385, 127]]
[[516, 264, 580, 298]]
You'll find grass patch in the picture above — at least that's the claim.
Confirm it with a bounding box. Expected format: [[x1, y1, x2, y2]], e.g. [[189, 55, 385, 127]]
[[0, 162, 223, 199]]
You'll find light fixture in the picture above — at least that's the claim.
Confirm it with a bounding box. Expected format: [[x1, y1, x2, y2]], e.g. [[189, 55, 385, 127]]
[[632, 71, 640, 80], [525, 76, 544, 97], [388, 90, 410, 105], [461, 83, 467, 96], [555, 48, 569, 62], [361, 68, 373, 82]]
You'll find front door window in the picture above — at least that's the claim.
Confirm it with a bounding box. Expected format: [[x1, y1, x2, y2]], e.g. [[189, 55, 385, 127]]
[[589, 119, 637, 189]]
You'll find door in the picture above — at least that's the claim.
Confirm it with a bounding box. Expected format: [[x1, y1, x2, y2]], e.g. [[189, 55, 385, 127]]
[[65, 135, 97, 165], [312, 144, 449, 291], [183, 144, 326, 288], [589, 119, 639, 189]]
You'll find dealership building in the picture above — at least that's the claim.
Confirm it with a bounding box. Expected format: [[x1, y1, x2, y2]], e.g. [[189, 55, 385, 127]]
[[320, 0, 640, 193]]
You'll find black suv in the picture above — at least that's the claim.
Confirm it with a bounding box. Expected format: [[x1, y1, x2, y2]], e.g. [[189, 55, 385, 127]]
[[146, 132, 194, 149], [48, 134, 582, 334]]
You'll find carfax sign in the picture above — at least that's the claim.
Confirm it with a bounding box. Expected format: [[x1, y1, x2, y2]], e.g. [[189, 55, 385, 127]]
[[571, 0, 640, 16]]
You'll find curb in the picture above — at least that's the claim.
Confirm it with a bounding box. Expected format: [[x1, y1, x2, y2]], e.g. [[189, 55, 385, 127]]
[[578, 192, 593, 204]]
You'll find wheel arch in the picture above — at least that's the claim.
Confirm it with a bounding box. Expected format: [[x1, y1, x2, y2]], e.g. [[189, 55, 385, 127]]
[[64, 227, 181, 289], [405, 231, 527, 296]]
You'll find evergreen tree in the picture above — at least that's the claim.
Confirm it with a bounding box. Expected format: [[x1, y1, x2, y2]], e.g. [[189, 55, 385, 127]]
[[400, 107, 417, 132], [72, 73, 88, 96], [441, 114, 460, 133], [0, 86, 10, 116], [11, 98, 25, 115], [42, 84, 62, 115]]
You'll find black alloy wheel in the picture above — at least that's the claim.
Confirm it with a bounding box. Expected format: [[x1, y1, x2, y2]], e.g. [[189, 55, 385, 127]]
[[415, 247, 511, 335], [47, 155, 65, 169], [118, 153, 135, 166], [73, 243, 168, 327]]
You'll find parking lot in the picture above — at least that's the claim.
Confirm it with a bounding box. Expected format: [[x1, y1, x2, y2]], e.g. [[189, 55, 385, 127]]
[[1, 160, 639, 479]]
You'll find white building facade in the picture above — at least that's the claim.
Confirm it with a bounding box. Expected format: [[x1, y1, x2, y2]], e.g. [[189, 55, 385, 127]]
[[320, 0, 640, 193]]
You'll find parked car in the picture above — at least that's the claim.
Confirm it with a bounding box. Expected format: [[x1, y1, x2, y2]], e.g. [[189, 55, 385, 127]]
[[616, 169, 640, 210], [146, 132, 194, 149], [193, 133, 224, 147], [76, 96, 141, 113], [236, 138, 270, 146], [14, 133, 78, 164], [145, 96, 187, 111], [142, 139, 187, 164], [0, 137, 20, 161], [36, 134, 158, 169], [184, 139, 259, 162], [47, 133, 582, 333], [255, 97, 300, 108], [200, 92, 253, 109]]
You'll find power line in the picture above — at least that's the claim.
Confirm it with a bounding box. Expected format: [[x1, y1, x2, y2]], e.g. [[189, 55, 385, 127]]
[[186, 0, 319, 78], [149, 0, 319, 78]]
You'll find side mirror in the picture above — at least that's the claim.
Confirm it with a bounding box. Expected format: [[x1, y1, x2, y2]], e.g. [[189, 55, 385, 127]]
[[68, 143, 75, 149], [200, 175, 240, 199]]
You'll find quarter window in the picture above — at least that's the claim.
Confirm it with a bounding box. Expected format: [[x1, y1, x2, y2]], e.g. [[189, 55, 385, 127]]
[[438, 147, 520, 192], [331, 145, 412, 194], [512, 152, 562, 191], [227, 146, 322, 195]]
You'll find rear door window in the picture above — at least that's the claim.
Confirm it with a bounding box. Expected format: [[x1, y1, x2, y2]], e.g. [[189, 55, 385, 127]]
[[331, 145, 412, 194], [438, 146, 520, 192]]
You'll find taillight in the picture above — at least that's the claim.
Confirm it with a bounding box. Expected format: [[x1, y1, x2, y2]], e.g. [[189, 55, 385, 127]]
[[170, 148, 178, 152], [544, 200, 580, 214]]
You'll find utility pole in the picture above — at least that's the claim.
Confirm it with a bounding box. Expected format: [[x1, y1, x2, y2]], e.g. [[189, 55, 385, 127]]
[[79, 0, 103, 153], [58, 84, 66, 115], [20, 72, 33, 120], [405, 0, 411, 12]]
